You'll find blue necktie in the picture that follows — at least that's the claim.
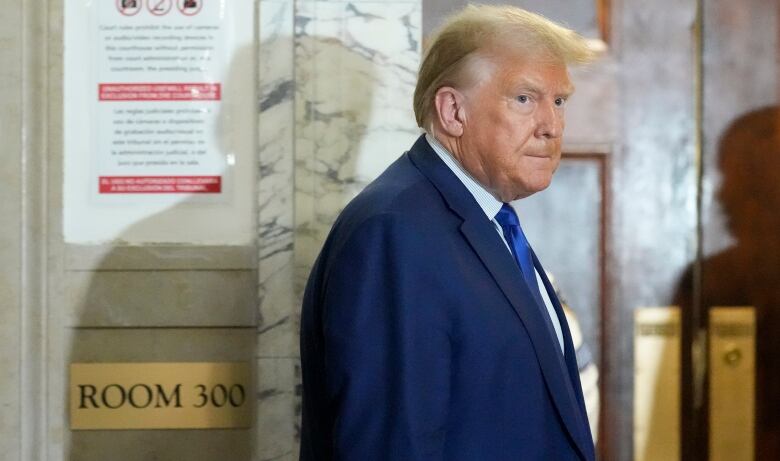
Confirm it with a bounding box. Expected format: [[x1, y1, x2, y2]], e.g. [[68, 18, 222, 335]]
[[495, 203, 544, 304], [496, 204, 566, 355]]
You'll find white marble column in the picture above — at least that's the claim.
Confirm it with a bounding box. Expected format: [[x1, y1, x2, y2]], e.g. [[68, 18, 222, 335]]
[[256, 0, 421, 458], [257, 1, 298, 459]]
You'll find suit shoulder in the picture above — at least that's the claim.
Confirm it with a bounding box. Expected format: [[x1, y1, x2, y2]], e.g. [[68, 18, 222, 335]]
[[337, 153, 446, 230], [315, 153, 454, 268]]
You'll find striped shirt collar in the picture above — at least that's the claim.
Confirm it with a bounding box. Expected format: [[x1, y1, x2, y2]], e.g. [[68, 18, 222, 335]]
[[425, 133, 504, 221]]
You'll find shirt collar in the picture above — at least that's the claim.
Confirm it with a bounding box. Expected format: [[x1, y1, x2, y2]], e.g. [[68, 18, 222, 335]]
[[425, 133, 504, 221]]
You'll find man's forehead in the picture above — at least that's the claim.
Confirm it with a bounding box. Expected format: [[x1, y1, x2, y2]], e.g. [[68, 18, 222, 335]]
[[476, 48, 573, 92], [499, 59, 574, 95]]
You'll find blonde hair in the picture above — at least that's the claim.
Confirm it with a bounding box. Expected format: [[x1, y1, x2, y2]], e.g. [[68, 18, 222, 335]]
[[414, 4, 597, 129]]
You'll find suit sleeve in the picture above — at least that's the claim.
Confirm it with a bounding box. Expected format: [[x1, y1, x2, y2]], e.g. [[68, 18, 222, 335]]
[[320, 212, 451, 460]]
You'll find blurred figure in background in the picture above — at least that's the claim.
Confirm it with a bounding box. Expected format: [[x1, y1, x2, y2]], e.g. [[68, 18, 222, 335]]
[[550, 273, 601, 441], [675, 106, 780, 456]]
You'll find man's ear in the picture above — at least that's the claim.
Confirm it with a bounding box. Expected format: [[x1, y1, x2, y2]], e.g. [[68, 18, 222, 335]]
[[433, 86, 466, 137]]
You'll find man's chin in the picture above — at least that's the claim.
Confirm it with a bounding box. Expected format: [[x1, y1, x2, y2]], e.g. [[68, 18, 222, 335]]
[[512, 177, 552, 201]]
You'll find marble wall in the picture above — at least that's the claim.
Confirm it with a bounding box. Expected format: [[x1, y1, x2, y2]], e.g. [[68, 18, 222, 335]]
[[256, 1, 421, 458]]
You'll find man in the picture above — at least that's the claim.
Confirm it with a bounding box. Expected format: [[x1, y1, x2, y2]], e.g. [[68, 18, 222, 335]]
[[300, 5, 596, 460]]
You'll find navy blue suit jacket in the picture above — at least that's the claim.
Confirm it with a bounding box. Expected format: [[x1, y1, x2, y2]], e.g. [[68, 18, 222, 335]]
[[300, 136, 595, 460]]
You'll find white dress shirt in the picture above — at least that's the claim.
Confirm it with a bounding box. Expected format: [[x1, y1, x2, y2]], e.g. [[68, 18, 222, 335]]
[[425, 134, 565, 354]]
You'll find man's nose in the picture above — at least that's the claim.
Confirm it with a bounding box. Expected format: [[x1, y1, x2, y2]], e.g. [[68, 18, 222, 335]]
[[534, 102, 564, 139]]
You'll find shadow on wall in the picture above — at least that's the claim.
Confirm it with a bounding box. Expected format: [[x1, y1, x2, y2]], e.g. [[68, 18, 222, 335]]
[[66, 36, 379, 461], [289, 32, 381, 451], [673, 106, 780, 458], [66, 42, 258, 461]]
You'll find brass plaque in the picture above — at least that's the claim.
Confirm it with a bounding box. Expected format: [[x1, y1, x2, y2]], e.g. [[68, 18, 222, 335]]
[[70, 362, 252, 430], [633, 307, 681, 461], [709, 307, 755, 461]]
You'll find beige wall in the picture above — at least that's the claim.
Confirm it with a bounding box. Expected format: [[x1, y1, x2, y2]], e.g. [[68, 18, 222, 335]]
[[1, 1, 259, 460], [0, 0, 50, 459], [0, 0, 24, 457]]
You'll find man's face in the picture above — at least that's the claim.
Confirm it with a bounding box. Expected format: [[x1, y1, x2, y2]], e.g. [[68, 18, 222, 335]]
[[454, 53, 573, 202]]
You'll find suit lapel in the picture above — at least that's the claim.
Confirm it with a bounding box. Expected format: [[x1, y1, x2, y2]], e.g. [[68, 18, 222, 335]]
[[407, 137, 593, 460], [534, 253, 595, 457], [461, 220, 593, 461]]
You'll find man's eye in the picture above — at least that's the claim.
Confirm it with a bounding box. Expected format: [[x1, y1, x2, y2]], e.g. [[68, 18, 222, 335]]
[[516, 95, 529, 104], [554, 97, 567, 107]]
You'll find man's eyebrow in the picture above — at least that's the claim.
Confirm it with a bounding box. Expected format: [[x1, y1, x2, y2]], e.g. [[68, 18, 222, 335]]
[[559, 84, 575, 98]]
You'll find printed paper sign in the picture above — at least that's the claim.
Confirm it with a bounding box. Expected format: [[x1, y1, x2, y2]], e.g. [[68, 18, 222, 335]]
[[64, 0, 255, 243], [95, 1, 227, 194]]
